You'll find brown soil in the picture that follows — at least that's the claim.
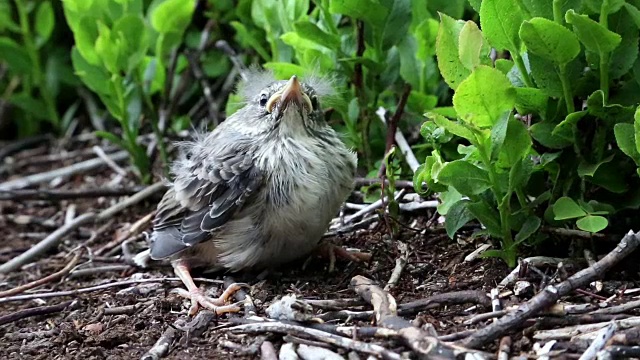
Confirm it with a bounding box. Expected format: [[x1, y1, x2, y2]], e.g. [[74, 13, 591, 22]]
[[1, 136, 638, 359]]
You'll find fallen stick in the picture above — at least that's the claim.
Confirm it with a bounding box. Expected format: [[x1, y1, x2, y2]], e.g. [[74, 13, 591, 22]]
[[0, 299, 80, 325], [0, 277, 222, 303], [0, 187, 145, 201], [0, 251, 81, 297], [141, 327, 176, 360], [460, 231, 640, 348], [0, 213, 95, 274], [578, 321, 617, 360], [0, 182, 164, 274], [227, 321, 402, 360], [0, 150, 129, 191], [350, 275, 490, 359]]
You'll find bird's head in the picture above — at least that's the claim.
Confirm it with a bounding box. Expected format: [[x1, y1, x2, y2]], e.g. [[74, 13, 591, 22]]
[[234, 71, 334, 135]]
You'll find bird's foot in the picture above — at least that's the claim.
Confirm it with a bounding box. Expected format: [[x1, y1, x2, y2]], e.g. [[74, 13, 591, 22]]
[[171, 282, 245, 316], [310, 242, 372, 272]]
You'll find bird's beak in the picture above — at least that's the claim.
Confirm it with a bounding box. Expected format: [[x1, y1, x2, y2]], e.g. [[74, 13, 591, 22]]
[[266, 75, 313, 114]]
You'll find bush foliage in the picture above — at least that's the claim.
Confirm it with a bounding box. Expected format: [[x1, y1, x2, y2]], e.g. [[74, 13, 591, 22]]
[[2, 0, 640, 266]]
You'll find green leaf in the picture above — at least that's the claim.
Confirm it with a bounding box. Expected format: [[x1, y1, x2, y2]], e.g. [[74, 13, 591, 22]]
[[515, 87, 548, 115], [438, 186, 463, 215], [453, 65, 516, 128], [263, 62, 307, 79], [515, 216, 541, 243], [530, 119, 573, 149], [398, 37, 420, 89], [519, 17, 581, 65], [72, 16, 101, 66], [576, 215, 608, 232], [293, 21, 340, 49], [508, 156, 533, 190], [528, 53, 563, 98], [9, 94, 49, 120], [500, 118, 532, 167], [445, 200, 475, 238], [429, 0, 465, 18], [328, 0, 386, 27], [625, 3, 640, 28], [586, 90, 635, 126], [230, 21, 270, 61], [95, 130, 126, 148], [480, 0, 526, 53], [553, 197, 587, 220], [552, 110, 587, 142], [380, 0, 412, 50], [35, 1, 55, 44], [635, 106, 640, 155], [436, 13, 471, 90], [490, 111, 509, 161], [609, 9, 639, 80], [151, 0, 196, 35], [437, 160, 492, 196], [71, 47, 110, 95], [467, 201, 503, 237], [495, 60, 514, 76], [113, 14, 148, 71], [458, 21, 484, 70], [614, 123, 640, 164], [426, 112, 476, 142], [0, 37, 33, 75], [94, 22, 120, 73], [566, 10, 622, 54], [577, 155, 614, 177], [281, 32, 326, 52]]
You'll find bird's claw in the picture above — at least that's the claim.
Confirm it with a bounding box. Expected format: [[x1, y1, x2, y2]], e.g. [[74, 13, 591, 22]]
[[307, 242, 372, 272], [171, 283, 245, 316]]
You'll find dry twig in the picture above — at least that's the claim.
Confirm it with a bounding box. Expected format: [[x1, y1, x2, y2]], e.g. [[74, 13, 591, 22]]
[[460, 231, 640, 348]]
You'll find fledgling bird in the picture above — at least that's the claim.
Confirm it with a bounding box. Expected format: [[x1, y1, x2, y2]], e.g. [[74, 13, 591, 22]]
[[149, 71, 358, 315]]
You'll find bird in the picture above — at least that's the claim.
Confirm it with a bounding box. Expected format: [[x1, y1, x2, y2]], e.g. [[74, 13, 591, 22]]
[[148, 71, 358, 315]]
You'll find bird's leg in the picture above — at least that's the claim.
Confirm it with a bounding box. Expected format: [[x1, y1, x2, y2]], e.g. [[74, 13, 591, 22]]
[[312, 241, 372, 272], [171, 260, 244, 316]]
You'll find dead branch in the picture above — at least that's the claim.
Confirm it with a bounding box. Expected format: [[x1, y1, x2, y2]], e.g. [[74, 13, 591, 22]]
[[0, 276, 222, 303], [578, 321, 617, 360], [260, 340, 278, 360], [0, 251, 80, 297], [0, 213, 94, 274], [227, 321, 401, 360], [350, 275, 490, 359], [0, 186, 145, 201], [0, 182, 164, 273], [375, 107, 420, 172], [460, 231, 640, 348], [141, 327, 176, 360], [0, 150, 129, 191], [0, 299, 80, 325]]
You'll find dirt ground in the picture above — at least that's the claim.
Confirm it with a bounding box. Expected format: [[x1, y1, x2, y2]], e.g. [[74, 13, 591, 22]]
[[1, 136, 639, 359]]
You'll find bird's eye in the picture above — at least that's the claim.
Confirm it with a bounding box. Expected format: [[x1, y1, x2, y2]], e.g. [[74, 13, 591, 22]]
[[310, 96, 319, 110], [259, 93, 268, 107]]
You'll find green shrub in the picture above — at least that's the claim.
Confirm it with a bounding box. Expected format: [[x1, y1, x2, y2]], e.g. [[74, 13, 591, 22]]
[[416, 0, 640, 266], [0, 0, 74, 136]]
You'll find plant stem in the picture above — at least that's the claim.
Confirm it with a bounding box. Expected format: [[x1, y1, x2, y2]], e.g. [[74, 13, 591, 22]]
[[139, 83, 170, 176], [477, 138, 515, 266], [14, 0, 60, 128], [599, 0, 610, 102], [512, 53, 534, 88], [552, 0, 563, 24], [600, 53, 610, 102], [559, 65, 575, 113]]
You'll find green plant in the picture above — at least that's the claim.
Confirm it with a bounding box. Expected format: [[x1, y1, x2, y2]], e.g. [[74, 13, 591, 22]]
[[416, 0, 640, 266], [230, 0, 443, 170], [0, 0, 75, 136], [61, 0, 195, 182]]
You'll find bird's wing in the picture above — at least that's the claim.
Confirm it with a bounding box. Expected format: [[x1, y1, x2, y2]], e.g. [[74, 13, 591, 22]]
[[149, 138, 262, 259]]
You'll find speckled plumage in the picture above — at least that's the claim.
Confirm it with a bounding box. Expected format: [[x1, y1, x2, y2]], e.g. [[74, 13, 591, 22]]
[[149, 72, 357, 274]]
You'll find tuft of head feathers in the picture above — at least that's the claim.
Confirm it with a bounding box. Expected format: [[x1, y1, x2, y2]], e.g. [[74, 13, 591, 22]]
[[235, 66, 337, 103]]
